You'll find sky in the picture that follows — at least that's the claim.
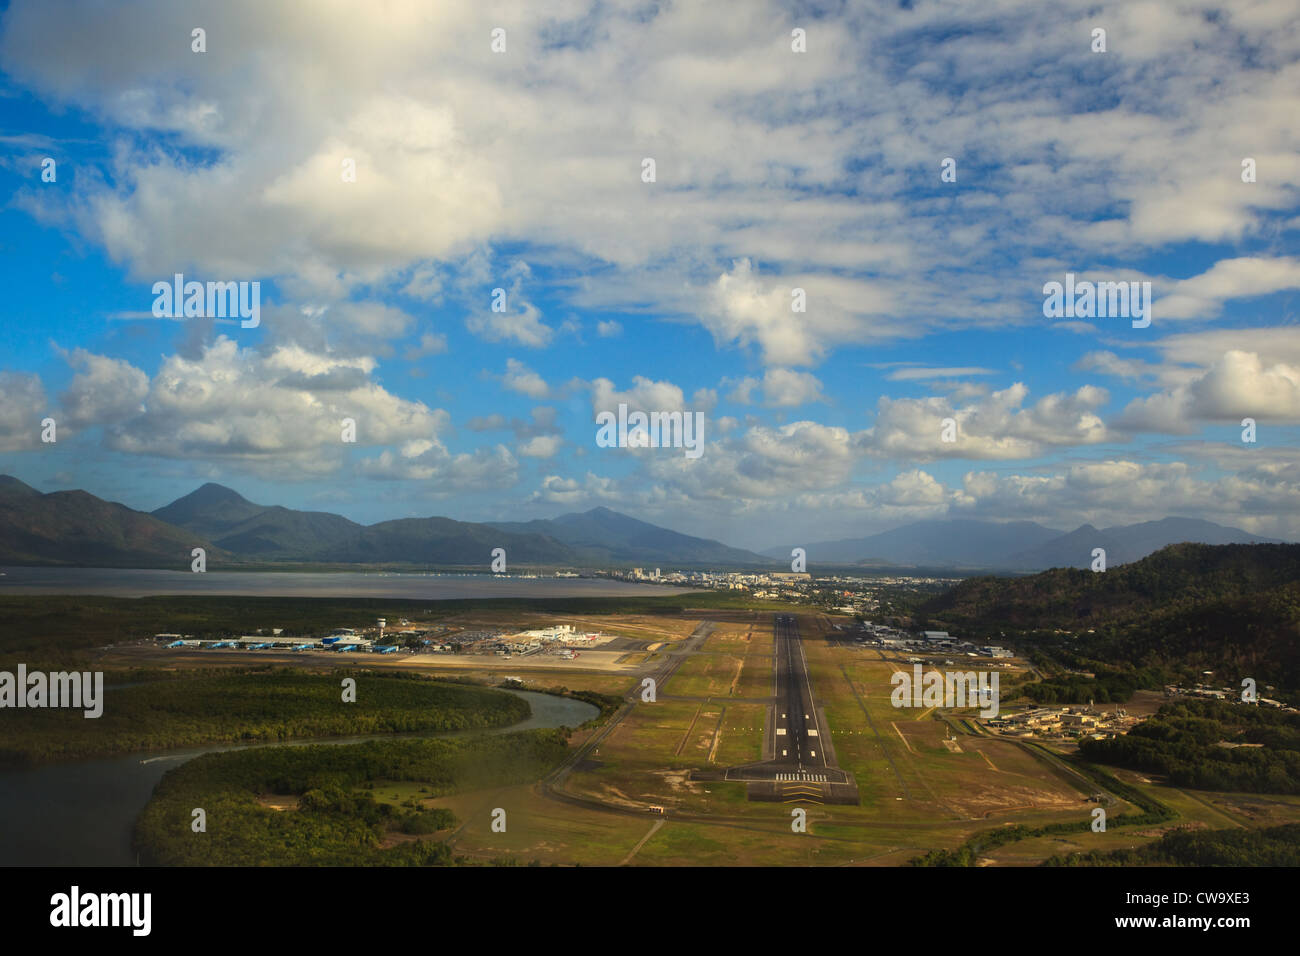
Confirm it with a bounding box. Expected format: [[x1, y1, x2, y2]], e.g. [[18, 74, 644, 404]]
[[0, 0, 1297, 553]]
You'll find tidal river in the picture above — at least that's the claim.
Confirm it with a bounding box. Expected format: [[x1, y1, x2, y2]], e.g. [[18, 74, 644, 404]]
[[0, 690, 597, 866], [0, 565, 696, 599]]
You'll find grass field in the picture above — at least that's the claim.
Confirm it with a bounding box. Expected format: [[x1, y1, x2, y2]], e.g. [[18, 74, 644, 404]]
[[438, 614, 1300, 865], [712, 703, 767, 766], [23, 598, 1300, 866], [664, 651, 746, 697]]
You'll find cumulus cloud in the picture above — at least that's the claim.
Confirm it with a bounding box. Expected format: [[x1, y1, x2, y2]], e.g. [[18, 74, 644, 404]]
[[0, 371, 47, 451], [589, 375, 715, 417], [358, 441, 518, 490], [404, 332, 448, 360], [58, 348, 148, 427], [517, 434, 564, 459], [7, 0, 1291, 364], [638, 420, 860, 501], [1117, 350, 1300, 431], [466, 299, 552, 348], [727, 368, 826, 407], [3, 0, 1299, 541], [99, 337, 447, 477], [954, 459, 1300, 537], [502, 358, 551, 399], [529, 472, 621, 506], [863, 383, 1112, 461], [758, 368, 826, 407]]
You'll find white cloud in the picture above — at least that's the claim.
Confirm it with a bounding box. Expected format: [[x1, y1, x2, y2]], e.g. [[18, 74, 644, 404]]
[[2, 0, 1297, 364], [530, 472, 621, 505], [1156, 257, 1300, 320], [863, 383, 1112, 461], [724, 368, 825, 407], [955, 459, 1300, 538], [502, 358, 551, 399], [358, 441, 518, 490], [101, 337, 447, 477], [1117, 350, 1300, 431], [756, 368, 826, 407], [589, 375, 713, 416], [518, 434, 564, 459], [0, 371, 47, 451], [403, 332, 449, 361], [466, 299, 552, 348], [639, 420, 859, 501], [58, 348, 148, 427]]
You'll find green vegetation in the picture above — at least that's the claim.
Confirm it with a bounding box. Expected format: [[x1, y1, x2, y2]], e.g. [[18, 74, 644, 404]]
[[1045, 822, 1300, 866], [1023, 667, 1166, 704], [134, 730, 570, 865], [0, 670, 529, 767], [921, 543, 1300, 690], [1080, 699, 1300, 794], [401, 808, 458, 834]]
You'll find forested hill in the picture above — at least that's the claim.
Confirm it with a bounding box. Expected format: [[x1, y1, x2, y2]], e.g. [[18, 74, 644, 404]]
[[920, 543, 1300, 688]]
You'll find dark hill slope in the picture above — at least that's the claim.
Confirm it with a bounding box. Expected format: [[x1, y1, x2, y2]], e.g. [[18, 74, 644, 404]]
[[921, 543, 1300, 686]]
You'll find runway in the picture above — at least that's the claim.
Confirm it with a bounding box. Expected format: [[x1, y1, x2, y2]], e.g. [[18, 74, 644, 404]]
[[692, 614, 858, 805]]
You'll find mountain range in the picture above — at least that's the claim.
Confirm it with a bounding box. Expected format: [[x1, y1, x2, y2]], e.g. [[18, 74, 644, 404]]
[[0, 475, 233, 568], [764, 517, 1280, 570], [0, 476, 770, 569], [0, 474, 1286, 572]]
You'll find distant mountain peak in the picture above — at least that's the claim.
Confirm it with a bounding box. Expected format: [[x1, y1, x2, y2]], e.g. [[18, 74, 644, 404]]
[[189, 482, 253, 503], [0, 475, 41, 498], [154, 482, 259, 513], [152, 481, 268, 540]]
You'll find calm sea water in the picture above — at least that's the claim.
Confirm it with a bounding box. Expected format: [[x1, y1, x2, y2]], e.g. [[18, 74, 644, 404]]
[[0, 690, 598, 866], [0, 566, 696, 599]]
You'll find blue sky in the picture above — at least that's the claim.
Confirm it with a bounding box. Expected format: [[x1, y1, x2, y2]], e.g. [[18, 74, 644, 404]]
[[0, 0, 1297, 551]]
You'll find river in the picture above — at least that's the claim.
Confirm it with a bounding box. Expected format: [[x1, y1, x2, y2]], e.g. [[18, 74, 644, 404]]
[[0, 689, 597, 866], [0, 565, 697, 599]]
